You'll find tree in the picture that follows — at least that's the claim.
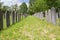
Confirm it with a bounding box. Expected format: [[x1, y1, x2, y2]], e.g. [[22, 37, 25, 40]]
[[45, 0, 57, 9], [29, 0, 48, 14], [20, 2, 28, 14]]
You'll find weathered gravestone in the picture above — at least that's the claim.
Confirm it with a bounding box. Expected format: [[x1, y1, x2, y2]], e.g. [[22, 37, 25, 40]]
[[14, 11, 16, 23], [39, 12, 44, 19], [34, 13, 40, 18], [58, 10, 60, 26], [6, 11, 10, 27], [51, 7, 56, 24], [45, 11, 49, 21], [4, 11, 7, 19], [33, 13, 37, 17], [35, 13, 39, 18], [33, 13, 37, 16], [48, 9, 52, 23], [25, 14, 28, 17], [58, 10, 60, 18], [16, 13, 18, 22], [12, 11, 15, 24], [18, 14, 21, 22], [56, 13, 58, 19], [0, 11, 3, 30]]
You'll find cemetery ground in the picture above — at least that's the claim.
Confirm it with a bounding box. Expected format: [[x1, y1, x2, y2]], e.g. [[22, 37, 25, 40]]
[[0, 16, 60, 40]]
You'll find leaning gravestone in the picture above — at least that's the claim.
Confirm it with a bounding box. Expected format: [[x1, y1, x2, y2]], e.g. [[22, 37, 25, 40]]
[[0, 11, 3, 30], [48, 9, 52, 23], [51, 7, 56, 24], [6, 11, 10, 27]]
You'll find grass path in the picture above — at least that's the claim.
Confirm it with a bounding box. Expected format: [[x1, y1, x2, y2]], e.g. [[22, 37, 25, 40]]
[[0, 16, 60, 40]]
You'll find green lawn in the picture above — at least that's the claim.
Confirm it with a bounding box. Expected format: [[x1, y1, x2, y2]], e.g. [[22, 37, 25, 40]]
[[0, 16, 60, 40]]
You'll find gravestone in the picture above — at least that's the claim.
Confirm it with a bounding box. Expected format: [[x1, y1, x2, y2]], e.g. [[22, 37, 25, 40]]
[[56, 13, 58, 19], [12, 11, 15, 24], [39, 12, 44, 19], [6, 11, 10, 27], [24, 13, 28, 17], [35, 13, 40, 18], [4, 11, 7, 19], [0, 11, 3, 30], [18, 14, 21, 22], [14, 11, 16, 23], [45, 11, 48, 21], [16, 13, 18, 22], [58, 10, 60, 26], [58, 10, 60, 18], [51, 7, 56, 24], [48, 9, 52, 23], [33, 13, 37, 16]]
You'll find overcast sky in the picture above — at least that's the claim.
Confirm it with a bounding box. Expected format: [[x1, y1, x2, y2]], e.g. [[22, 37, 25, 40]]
[[0, 0, 29, 6]]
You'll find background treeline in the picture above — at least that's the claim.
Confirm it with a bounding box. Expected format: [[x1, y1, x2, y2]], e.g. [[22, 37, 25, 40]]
[[28, 0, 60, 15]]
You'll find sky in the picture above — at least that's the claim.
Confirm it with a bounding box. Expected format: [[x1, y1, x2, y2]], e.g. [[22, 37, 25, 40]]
[[0, 0, 29, 6]]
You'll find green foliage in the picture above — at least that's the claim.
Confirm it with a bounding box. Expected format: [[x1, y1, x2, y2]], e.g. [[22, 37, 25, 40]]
[[11, 4, 18, 10], [20, 2, 28, 14], [29, 0, 48, 14], [46, 0, 57, 8], [56, 0, 60, 9], [29, 0, 36, 6]]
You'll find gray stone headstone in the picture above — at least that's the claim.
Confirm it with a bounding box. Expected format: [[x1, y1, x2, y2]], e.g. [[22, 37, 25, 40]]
[[58, 10, 60, 18], [6, 11, 10, 27], [0, 11, 3, 30], [39, 12, 44, 19], [16, 13, 18, 22], [12, 11, 15, 24], [56, 13, 58, 19], [45, 11, 48, 21], [14, 11, 16, 23], [48, 9, 52, 23], [51, 7, 56, 24], [18, 14, 21, 22], [58, 10, 60, 26]]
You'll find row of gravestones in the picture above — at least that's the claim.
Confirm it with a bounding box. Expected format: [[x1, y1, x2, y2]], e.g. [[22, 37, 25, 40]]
[[33, 7, 60, 25], [0, 10, 28, 30]]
